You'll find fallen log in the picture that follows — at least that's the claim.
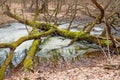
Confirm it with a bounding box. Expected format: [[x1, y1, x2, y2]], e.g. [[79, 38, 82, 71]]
[[0, 49, 14, 80], [3, 10, 115, 47], [23, 39, 40, 71]]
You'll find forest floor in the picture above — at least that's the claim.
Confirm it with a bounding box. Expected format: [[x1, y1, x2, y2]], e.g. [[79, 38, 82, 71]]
[[0, 3, 120, 80], [4, 54, 120, 80]]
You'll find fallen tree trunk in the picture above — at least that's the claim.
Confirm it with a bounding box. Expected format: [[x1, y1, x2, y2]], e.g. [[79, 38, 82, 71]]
[[1, 9, 117, 49], [3, 0, 120, 47], [0, 49, 14, 80], [3, 11, 116, 46], [0, 29, 54, 48], [3, 7, 120, 47], [23, 39, 40, 71], [1, 8, 120, 50]]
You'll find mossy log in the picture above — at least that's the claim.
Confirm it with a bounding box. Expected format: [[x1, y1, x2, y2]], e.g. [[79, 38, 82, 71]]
[[0, 49, 14, 80], [3, 9, 120, 47], [23, 39, 40, 71], [0, 29, 54, 48]]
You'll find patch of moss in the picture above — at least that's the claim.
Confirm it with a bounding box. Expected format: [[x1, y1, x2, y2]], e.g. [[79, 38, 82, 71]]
[[24, 77, 30, 80], [23, 58, 33, 71], [100, 40, 112, 46]]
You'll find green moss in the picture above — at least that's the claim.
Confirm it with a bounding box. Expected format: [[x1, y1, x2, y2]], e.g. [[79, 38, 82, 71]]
[[78, 30, 90, 38], [23, 58, 33, 71], [24, 77, 30, 80], [100, 40, 112, 46]]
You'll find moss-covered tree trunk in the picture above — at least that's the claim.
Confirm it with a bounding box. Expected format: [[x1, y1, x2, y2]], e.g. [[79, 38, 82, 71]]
[[23, 39, 40, 71], [0, 49, 14, 80]]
